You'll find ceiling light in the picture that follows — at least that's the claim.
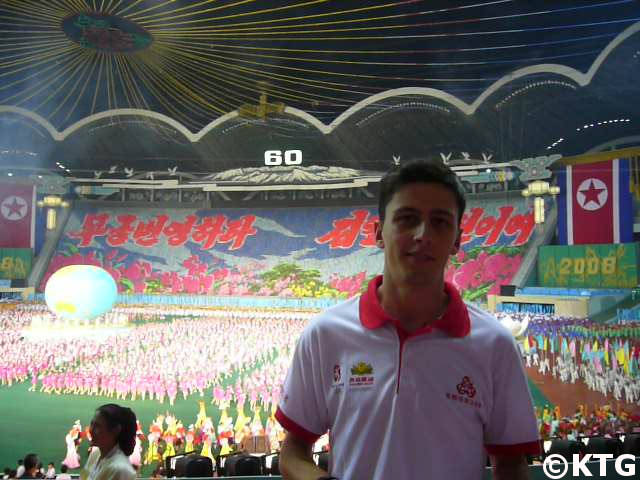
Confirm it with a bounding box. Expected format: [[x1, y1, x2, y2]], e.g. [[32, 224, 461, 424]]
[[7, 172, 13, 177]]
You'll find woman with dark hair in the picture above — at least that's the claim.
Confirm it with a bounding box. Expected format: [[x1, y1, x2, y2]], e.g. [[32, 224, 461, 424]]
[[83, 404, 137, 480]]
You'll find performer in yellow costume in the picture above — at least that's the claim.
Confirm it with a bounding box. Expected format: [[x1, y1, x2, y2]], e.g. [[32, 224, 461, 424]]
[[195, 400, 207, 430], [144, 415, 164, 465]]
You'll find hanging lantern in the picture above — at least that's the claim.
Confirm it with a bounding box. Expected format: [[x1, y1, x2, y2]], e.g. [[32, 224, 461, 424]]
[[534, 196, 545, 224], [521, 181, 560, 224], [37, 195, 71, 230]]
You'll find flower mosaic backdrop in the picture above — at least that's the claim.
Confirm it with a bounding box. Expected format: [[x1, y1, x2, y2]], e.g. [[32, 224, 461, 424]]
[[42, 201, 535, 302]]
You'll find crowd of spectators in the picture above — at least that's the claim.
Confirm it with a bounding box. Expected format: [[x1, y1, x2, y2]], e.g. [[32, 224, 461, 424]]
[[2, 456, 71, 480]]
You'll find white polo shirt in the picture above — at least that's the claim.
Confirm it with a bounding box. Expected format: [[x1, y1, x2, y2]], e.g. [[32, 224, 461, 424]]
[[276, 275, 540, 480]]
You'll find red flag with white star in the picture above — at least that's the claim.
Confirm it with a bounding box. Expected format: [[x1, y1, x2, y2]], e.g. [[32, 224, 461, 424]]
[[0, 183, 36, 248], [557, 159, 633, 245]]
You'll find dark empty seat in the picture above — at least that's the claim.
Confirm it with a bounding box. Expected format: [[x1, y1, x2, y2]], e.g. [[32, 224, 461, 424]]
[[225, 454, 263, 476], [547, 439, 584, 461], [622, 434, 640, 456], [174, 454, 214, 478], [316, 451, 330, 472], [585, 437, 622, 457], [270, 454, 280, 475]]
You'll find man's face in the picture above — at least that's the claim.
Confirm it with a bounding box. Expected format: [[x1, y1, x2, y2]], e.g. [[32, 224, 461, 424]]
[[376, 182, 461, 287]]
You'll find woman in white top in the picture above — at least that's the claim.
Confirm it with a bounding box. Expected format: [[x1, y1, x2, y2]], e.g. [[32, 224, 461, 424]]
[[83, 404, 137, 480]]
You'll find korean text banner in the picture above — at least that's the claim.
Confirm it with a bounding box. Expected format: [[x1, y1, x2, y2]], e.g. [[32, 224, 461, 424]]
[[43, 201, 535, 301]]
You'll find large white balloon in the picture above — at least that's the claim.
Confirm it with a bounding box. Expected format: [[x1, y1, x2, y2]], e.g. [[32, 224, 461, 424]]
[[45, 265, 118, 320]]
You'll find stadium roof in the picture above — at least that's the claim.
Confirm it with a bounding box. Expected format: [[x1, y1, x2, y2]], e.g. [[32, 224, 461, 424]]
[[1, 0, 639, 175]]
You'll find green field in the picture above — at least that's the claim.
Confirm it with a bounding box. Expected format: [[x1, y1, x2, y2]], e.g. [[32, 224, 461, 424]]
[[0, 381, 231, 474], [527, 377, 551, 409]]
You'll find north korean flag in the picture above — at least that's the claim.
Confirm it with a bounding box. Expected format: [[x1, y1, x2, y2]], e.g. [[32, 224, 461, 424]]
[[557, 159, 632, 245], [0, 183, 36, 248]]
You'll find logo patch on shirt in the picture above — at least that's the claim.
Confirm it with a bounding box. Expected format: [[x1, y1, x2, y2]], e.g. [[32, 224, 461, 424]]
[[332, 364, 343, 386], [446, 376, 482, 408], [349, 362, 374, 387], [457, 376, 476, 398]]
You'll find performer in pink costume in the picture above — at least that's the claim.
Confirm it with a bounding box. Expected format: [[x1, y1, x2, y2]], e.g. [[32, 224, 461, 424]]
[[61, 421, 81, 469], [128, 420, 144, 467], [212, 385, 224, 406]]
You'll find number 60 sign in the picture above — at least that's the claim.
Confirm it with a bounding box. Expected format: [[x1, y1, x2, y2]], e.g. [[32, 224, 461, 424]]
[[264, 150, 303, 166]]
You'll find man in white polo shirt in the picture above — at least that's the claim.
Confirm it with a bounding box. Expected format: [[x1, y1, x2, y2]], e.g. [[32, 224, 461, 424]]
[[276, 160, 540, 479]]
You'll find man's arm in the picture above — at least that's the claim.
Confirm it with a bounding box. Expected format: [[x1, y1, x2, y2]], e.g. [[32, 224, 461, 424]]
[[280, 432, 328, 480], [490, 454, 530, 480]]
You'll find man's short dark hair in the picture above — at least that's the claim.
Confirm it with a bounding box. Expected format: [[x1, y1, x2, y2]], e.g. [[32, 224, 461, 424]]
[[23, 454, 38, 471], [378, 159, 466, 224], [60, 465, 68, 473]]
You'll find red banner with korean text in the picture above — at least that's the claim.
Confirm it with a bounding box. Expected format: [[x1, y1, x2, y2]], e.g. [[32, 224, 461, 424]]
[[43, 202, 534, 301]]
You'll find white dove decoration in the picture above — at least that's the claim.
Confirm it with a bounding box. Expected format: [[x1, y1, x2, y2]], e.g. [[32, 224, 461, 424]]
[[440, 152, 451, 165], [124, 168, 134, 178], [461, 152, 471, 161], [93, 171, 102, 178], [146, 172, 155, 180], [168, 166, 178, 176], [499, 315, 530, 339], [108, 166, 117, 174], [392, 155, 401, 166], [482, 153, 494, 164]]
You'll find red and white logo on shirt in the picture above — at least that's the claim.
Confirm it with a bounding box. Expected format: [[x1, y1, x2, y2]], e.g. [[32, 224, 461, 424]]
[[457, 376, 477, 398], [446, 376, 482, 408], [333, 364, 342, 385]]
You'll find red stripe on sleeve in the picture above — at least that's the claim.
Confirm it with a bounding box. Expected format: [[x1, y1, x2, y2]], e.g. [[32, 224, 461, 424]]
[[275, 407, 322, 445]]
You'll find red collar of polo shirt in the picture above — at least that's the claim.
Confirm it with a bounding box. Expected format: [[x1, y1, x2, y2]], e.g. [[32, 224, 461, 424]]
[[359, 275, 470, 338]]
